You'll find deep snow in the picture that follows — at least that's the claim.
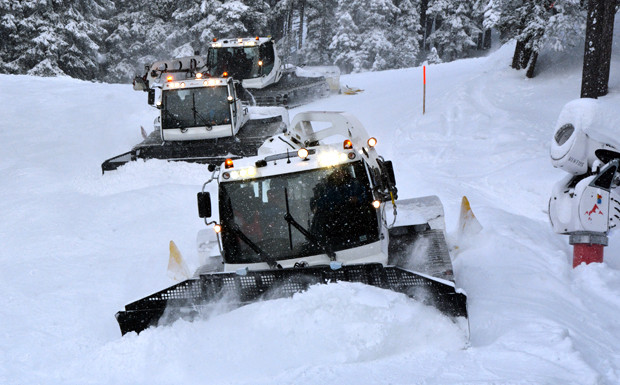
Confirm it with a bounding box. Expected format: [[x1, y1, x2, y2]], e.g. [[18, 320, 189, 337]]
[[2, 34, 620, 384]]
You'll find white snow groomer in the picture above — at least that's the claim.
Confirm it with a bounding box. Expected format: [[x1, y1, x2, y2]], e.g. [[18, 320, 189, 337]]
[[102, 56, 287, 173], [115, 111, 467, 335], [207, 37, 338, 108]]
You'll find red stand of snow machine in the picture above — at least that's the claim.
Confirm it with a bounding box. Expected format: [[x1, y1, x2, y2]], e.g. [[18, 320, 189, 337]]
[[569, 232, 608, 268]]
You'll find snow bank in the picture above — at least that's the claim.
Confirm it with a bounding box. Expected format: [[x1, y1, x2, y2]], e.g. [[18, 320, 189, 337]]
[[61, 283, 465, 384]]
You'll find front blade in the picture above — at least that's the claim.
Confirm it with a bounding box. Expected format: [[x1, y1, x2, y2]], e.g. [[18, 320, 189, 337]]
[[116, 263, 466, 335]]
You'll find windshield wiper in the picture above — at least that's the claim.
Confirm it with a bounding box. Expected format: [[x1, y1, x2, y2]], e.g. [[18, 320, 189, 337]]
[[230, 223, 279, 269], [283, 188, 336, 261], [193, 106, 214, 128], [162, 109, 183, 128], [191, 93, 213, 128]]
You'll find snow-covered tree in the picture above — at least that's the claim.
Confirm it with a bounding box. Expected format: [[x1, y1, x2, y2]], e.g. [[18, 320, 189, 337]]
[[543, 0, 586, 53], [329, 10, 364, 73], [472, 0, 490, 49], [299, 0, 337, 65], [424, 46, 442, 64], [57, 0, 114, 79], [103, 0, 172, 82], [427, 0, 480, 62], [390, 0, 422, 68], [332, 0, 400, 72], [240, 0, 270, 35], [1, 0, 113, 79], [0, 0, 19, 73], [488, 0, 586, 77], [104, 0, 271, 82]]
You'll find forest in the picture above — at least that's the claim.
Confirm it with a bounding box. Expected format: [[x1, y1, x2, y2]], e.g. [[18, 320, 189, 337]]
[[0, 0, 590, 83]]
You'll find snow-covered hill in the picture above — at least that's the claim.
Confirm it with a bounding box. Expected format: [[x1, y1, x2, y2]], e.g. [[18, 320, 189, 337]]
[[1, 37, 620, 384]]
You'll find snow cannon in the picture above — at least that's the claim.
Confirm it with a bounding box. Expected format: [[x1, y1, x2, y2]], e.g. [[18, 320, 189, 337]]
[[115, 111, 468, 335], [549, 99, 620, 267]]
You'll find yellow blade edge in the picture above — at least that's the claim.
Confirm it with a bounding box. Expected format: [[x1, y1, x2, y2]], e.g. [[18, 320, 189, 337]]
[[458, 196, 483, 237], [167, 240, 190, 282]]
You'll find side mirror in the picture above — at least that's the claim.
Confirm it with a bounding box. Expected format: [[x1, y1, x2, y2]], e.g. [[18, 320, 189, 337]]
[[376, 159, 398, 201], [382, 160, 396, 187], [147, 89, 155, 105], [197, 192, 212, 218], [377, 159, 396, 188]]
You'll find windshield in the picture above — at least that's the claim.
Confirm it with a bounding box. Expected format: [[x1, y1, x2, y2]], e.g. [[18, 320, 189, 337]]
[[162, 87, 230, 129], [207, 44, 274, 79], [218, 161, 379, 264]]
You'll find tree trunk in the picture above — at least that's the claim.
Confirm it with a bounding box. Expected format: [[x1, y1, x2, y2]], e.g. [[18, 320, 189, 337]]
[[512, 40, 526, 69], [581, 0, 616, 98], [420, 0, 430, 49], [525, 51, 538, 78], [483, 29, 492, 50], [476, 32, 483, 50], [519, 45, 532, 69], [281, 6, 294, 64], [598, 0, 616, 95], [298, 0, 305, 52]]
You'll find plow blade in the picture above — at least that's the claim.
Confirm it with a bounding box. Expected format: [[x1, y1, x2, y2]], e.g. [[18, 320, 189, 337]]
[[116, 263, 467, 335], [102, 117, 285, 173]]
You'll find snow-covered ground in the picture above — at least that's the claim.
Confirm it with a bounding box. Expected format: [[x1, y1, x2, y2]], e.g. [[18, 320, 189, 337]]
[[2, 34, 620, 384]]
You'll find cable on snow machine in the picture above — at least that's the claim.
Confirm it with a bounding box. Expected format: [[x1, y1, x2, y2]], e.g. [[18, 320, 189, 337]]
[[115, 111, 467, 335]]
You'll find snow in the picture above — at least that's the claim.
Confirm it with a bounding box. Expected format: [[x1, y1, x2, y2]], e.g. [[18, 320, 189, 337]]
[[2, 34, 620, 384]]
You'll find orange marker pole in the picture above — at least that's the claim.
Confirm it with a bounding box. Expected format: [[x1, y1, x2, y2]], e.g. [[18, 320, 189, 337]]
[[423, 66, 426, 114]]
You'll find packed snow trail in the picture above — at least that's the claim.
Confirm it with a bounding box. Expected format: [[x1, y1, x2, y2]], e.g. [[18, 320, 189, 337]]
[[1, 33, 620, 384]]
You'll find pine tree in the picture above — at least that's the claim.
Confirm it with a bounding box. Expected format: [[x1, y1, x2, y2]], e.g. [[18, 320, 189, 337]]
[[104, 0, 167, 82], [473, 0, 491, 49], [6, 1, 66, 76], [0, 0, 113, 79], [57, 0, 114, 79], [329, 9, 363, 73], [299, 0, 337, 65], [0, 0, 19, 73], [332, 0, 399, 72], [497, 0, 586, 77], [240, 0, 270, 35], [427, 0, 480, 62], [391, 0, 421, 69], [544, 0, 586, 52], [424, 46, 442, 64]]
